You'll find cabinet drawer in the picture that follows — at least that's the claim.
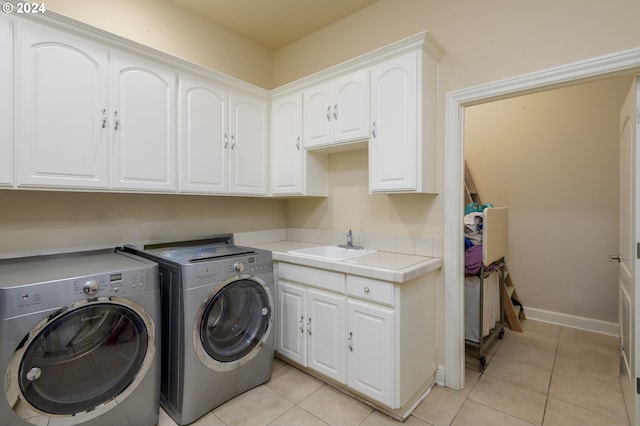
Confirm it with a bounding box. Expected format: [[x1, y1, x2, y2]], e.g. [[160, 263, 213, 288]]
[[347, 275, 394, 306], [278, 262, 345, 293]]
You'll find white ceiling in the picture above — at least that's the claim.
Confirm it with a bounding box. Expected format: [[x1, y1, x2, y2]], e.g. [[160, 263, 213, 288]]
[[167, 0, 379, 50]]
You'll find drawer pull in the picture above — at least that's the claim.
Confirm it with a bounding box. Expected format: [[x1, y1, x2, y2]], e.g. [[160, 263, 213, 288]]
[[364, 286, 370, 293]]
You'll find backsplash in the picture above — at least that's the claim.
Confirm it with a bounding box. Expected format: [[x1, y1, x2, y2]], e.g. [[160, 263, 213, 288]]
[[234, 228, 443, 258]]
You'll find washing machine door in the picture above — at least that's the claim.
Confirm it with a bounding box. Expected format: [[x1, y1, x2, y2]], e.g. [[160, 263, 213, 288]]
[[195, 277, 272, 371], [5, 298, 155, 424]]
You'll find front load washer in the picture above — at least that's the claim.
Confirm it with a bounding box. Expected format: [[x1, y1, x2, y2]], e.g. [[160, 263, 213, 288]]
[[0, 249, 160, 426], [126, 235, 274, 425]]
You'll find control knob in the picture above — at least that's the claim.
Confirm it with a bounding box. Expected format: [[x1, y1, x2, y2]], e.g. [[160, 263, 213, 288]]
[[83, 280, 99, 296], [234, 262, 245, 273]]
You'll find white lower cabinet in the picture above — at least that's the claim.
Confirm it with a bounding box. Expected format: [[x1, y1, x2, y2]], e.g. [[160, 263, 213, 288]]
[[277, 279, 346, 383], [347, 299, 394, 407], [276, 261, 438, 415]]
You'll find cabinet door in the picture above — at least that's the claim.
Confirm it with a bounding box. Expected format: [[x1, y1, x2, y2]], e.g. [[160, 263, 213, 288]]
[[307, 289, 346, 383], [16, 21, 109, 189], [303, 81, 332, 148], [347, 299, 394, 407], [179, 74, 228, 193], [333, 70, 369, 143], [277, 281, 307, 366], [271, 92, 302, 194], [0, 15, 12, 187], [229, 91, 267, 194], [369, 53, 417, 192], [111, 50, 176, 191]]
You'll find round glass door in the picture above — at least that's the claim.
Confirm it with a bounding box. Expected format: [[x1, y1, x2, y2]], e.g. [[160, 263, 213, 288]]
[[18, 302, 149, 415], [199, 279, 271, 364]]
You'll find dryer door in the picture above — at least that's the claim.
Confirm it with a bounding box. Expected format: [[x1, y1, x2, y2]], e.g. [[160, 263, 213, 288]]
[[196, 278, 272, 371], [6, 298, 155, 424]]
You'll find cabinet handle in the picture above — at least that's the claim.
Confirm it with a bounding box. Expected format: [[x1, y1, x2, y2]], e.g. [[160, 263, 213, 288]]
[[307, 317, 312, 335], [371, 121, 377, 139], [348, 332, 353, 352], [296, 136, 300, 151], [326, 106, 331, 121], [299, 315, 304, 333], [224, 133, 229, 149], [113, 111, 119, 131], [101, 109, 107, 129], [230, 135, 236, 150], [364, 286, 370, 293], [333, 104, 338, 120]]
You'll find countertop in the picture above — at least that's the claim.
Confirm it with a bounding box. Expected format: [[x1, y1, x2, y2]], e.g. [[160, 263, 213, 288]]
[[250, 240, 442, 283]]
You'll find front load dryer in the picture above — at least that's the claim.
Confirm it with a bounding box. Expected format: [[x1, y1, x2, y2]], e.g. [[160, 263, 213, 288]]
[[0, 249, 160, 426], [126, 235, 275, 425]]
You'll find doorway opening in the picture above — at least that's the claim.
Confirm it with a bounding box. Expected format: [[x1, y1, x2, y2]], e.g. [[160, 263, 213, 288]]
[[443, 48, 640, 391]]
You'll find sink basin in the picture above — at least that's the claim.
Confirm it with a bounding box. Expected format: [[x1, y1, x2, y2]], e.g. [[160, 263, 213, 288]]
[[287, 246, 377, 261]]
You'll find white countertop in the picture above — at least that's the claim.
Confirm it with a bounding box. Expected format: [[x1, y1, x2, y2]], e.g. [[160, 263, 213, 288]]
[[250, 240, 442, 283]]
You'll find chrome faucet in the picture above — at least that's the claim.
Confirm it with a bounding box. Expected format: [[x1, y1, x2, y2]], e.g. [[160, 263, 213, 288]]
[[345, 230, 353, 248], [339, 229, 362, 249]]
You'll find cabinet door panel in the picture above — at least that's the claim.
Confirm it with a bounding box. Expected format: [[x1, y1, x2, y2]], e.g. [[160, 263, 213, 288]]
[[271, 93, 302, 194], [333, 71, 369, 143], [111, 51, 176, 191], [303, 82, 332, 148], [277, 281, 307, 366], [347, 299, 394, 406], [0, 15, 12, 186], [180, 74, 228, 193], [229, 91, 267, 194], [370, 53, 417, 192], [307, 289, 345, 383], [16, 21, 108, 188]]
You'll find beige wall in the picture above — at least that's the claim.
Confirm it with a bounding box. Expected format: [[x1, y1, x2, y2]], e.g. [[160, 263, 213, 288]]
[[45, 0, 273, 88], [464, 75, 631, 323], [0, 191, 286, 256], [278, 0, 640, 237]]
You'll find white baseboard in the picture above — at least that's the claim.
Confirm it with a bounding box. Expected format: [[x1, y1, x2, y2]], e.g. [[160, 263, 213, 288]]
[[523, 306, 618, 336], [435, 365, 446, 387]]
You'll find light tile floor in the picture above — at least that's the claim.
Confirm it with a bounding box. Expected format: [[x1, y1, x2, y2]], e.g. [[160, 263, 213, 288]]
[[159, 320, 629, 425]]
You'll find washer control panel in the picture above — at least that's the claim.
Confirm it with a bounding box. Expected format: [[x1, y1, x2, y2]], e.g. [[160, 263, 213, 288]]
[[226, 255, 272, 275], [2, 251, 159, 320]]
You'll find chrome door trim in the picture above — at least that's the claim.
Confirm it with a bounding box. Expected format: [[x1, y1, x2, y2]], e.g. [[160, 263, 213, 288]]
[[192, 274, 273, 372], [4, 297, 156, 425]]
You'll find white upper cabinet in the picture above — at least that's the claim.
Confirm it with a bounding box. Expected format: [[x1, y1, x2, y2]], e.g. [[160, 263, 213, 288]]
[[369, 53, 417, 193], [0, 15, 13, 187], [179, 75, 268, 196], [303, 70, 369, 149], [271, 92, 303, 194], [369, 39, 443, 194], [271, 92, 327, 196], [229, 90, 267, 195], [179, 74, 228, 193], [110, 50, 176, 192], [15, 20, 109, 189]]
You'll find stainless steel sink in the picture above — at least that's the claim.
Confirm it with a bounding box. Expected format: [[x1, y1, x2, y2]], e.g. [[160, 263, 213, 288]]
[[287, 245, 377, 261]]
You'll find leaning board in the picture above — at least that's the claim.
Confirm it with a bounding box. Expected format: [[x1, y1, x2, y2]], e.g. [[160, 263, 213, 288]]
[[482, 207, 508, 265]]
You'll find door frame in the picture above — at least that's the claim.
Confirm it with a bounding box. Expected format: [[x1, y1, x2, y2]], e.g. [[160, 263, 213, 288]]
[[443, 47, 640, 390]]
